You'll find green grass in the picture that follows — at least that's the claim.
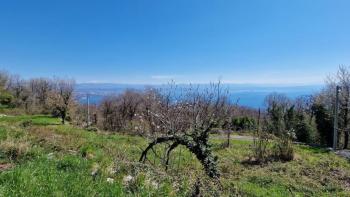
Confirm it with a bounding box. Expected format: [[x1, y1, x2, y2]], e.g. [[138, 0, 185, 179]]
[[0, 114, 61, 126], [0, 105, 8, 109], [0, 114, 350, 196]]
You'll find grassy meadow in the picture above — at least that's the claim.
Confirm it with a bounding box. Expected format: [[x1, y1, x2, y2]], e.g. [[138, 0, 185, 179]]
[[0, 110, 350, 196]]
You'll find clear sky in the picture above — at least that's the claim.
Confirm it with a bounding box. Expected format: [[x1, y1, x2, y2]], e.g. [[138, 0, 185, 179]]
[[0, 0, 349, 85]]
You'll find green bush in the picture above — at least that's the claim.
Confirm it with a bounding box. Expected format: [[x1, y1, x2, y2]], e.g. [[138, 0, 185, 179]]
[[0, 90, 14, 105], [232, 116, 256, 131], [312, 104, 333, 147], [294, 117, 314, 143], [20, 120, 33, 128]]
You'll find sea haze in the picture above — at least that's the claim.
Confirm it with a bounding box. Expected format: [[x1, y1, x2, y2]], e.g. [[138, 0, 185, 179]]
[[75, 83, 323, 109]]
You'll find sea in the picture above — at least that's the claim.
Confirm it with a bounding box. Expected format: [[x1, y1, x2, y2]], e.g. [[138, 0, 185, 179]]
[[75, 83, 323, 109]]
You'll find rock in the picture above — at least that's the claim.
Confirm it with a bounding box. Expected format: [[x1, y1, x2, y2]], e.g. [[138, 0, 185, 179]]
[[91, 166, 100, 181], [86, 153, 95, 159], [91, 169, 98, 177], [107, 165, 117, 175], [106, 178, 114, 184], [151, 181, 159, 189], [326, 147, 334, 151], [123, 175, 134, 184], [47, 153, 54, 159], [336, 150, 350, 160]]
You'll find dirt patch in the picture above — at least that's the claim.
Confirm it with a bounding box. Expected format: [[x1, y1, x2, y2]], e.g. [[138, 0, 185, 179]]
[[0, 163, 14, 171], [330, 168, 350, 191]]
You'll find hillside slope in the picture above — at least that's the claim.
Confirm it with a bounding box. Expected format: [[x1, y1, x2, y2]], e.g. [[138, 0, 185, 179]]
[[0, 113, 349, 196]]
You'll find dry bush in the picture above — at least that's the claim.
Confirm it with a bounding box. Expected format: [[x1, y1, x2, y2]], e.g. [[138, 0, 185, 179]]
[[272, 130, 295, 161], [29, 78, 53, 112], [0, 139, 31, 161], [99, 95, 124, 131], [251, 131, 271, 163], [98, 90, 142, 133]]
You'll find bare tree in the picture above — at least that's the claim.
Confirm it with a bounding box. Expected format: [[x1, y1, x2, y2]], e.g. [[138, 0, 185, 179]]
[[0, 71, 13, 106], [29, 78, 53, 111], [137, 88, 164, 134], [138, 82, 229, 179], [98, 90, 142, 132], [49, 78, 75, 124], [99, 95, 123, 131], [0, 70, 10, 90], [119, 90, 143, 127], [7, 75, 32, 108]]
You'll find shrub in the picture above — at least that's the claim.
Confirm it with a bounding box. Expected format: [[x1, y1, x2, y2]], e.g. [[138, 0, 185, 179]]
[[20, 120, 33, 128], [294, 115, 314, 143], [251, 131, 271, 163], [0, 91, 14, 105], [56, 157, 80, 171], [273, 130, 295, 161], [312, 104, 333, 147], [232, 116, 256, 131]]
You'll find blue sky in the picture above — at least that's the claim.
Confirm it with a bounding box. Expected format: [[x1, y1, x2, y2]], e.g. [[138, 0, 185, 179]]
[[0, 0, 349, 84]]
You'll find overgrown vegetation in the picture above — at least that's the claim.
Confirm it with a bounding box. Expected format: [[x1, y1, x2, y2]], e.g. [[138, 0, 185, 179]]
[[0, 114, 350, 196], [1, 66, 350, 195]]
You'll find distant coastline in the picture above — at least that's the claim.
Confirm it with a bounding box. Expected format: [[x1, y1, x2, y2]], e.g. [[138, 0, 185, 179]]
[[75, 83, 323, 108]]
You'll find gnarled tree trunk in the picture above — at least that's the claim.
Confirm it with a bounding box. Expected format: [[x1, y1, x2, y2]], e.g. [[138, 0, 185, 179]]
[[139, 134, 220, 179]]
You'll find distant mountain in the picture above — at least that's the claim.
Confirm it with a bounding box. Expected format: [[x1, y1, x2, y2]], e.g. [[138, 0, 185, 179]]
[[75, 83, 323, 109]]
